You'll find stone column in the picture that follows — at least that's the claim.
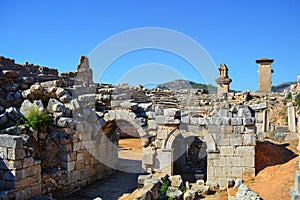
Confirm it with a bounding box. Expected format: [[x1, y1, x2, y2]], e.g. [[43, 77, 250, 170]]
[[256, 58, 274, 93], [262, 110, 270, 132], [288, 103, 296, 133]]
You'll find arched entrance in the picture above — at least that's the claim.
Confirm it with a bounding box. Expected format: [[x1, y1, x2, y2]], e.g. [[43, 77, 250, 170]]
[[103, 110, 147, 174], [165, 130, 209, 182]]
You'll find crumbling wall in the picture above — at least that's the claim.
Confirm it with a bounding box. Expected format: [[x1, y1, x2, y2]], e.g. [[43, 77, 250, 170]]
[[0, 134, 41, 199]]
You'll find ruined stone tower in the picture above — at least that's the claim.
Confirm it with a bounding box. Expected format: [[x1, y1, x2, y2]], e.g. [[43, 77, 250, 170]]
[[75, 56, 93, 83], [215, 63, 232, 95], [256, 58, 274, 93]]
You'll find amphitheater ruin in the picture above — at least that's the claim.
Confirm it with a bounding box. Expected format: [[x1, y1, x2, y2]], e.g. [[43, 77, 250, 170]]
[[0, 55, 299, 199]]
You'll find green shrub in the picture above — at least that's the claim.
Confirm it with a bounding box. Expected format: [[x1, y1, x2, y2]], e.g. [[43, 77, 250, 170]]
[[179, 185, 187, 193], [160, 180, 170, 200], [296, 94, 300, 109], [23, 107, 52, 131]]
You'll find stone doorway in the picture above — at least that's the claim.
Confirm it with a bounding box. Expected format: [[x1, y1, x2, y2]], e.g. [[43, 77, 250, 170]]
[[173, 135, 207, 182]]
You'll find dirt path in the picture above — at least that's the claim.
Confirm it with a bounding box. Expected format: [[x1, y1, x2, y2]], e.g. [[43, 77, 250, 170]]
[[62, 171, 140, 200], [62, 138, 143, 200]]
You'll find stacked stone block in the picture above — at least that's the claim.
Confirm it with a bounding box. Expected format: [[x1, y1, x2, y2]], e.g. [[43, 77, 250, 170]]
[[0, 134, 42, 199]]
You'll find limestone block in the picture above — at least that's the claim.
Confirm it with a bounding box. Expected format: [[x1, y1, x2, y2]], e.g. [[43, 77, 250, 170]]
[[235, 146, 255, 157], [221, 126, 233, 134], [190, 117, 199, 125], [13, 168, 26, 180], [55, 87, 66, 97], [29, 84, 42, 95], [275, 126, 289, 132], [0, 135, 23, 148], [22, 89, 31, 99], [226, 157, 241, 167], [218, 157, 226, 167], [237, 105, 254, 118], [230, 134, 243, 146], [147, 120, 157, 130], [138, 174, 152, 185], [220, 146, 234, 156], [231, 118, 243, 126], [245, 126, 256, 134], [199, 118, 208, 126], [164, 108, 180, 118], [7, 148, 26, 160], [219, 109, 229, 117], [23, 157, 34, 168], [57, 117, 75, 128], [169, 175, 183, 187], [209, 117, 223, 125], [231, 167, 243, 177], [47, 98, 66, 113], [221, 117, 231, 125], [250, 102, 267, 111], [142, 152, 155, 165], [224, 167, 233, 178], [241, 156, 255, 167], [208, 125, 221, 134], [60, 93, 71, 103], [215, 166, 223, 177], [217, 134, 230, 146], [167, 186, 183, 199], [6, 107, 23, 122], [243, 134, 256, 146], [181, 116, 190, 124]]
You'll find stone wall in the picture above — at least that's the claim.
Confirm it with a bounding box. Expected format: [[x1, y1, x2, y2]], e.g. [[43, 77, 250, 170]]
[[0, 134, 41, 199], [140, 106, 256, 188]]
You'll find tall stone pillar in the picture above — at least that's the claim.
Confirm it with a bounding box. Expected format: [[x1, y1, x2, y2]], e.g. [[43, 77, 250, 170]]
[[288, 103, 296, 133], [215, 63, 232, 96], [256, 58, 274, 93]]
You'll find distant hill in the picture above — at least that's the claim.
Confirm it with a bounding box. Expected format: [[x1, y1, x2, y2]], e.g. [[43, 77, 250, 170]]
[[272, 82, 295, 93], [156, 79, 218, 93]]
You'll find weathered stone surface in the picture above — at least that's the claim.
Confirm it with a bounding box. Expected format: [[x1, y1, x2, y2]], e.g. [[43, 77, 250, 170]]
[[147, 120, 157, 130], [166, 186, 183, 199], [236, 184, 261, 200], [57, 117, 75, 128], [231, 118, 243, 126], [6, 107, 23, 122], [164, 108, 180, 118], [275, 126, 289, 132], [169, 175, 183, 187], [249, 102, 267, 111]]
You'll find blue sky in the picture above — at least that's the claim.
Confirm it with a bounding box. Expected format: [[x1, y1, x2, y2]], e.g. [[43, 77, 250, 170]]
[[1, 0, 300, 91]]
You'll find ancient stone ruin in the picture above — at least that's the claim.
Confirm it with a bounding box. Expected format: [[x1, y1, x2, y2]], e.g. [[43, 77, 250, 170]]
[[0, 55, 299, 200], [256, 58, 274, 93]]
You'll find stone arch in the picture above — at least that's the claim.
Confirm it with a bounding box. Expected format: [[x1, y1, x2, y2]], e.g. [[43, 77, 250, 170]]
[[104, 109, 148, 138], [164, 127, 217, 152]]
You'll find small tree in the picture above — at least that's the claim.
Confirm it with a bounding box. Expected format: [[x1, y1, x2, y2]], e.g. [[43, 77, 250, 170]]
[[23, 107, 52, 132]]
